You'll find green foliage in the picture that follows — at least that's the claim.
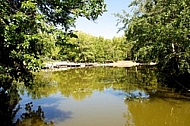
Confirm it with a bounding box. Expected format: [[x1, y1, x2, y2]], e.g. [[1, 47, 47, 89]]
[[117, 0, 190, 76], [0, 1, 106, 124], [0, 0, 106, 80], [60, 31, 130, 63]]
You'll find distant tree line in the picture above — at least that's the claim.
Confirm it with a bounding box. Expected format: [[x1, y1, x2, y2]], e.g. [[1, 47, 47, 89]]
[[44, 31, 134, 63]]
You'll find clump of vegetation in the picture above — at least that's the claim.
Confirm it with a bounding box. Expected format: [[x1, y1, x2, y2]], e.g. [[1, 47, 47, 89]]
[[116, 0, 190, 90]]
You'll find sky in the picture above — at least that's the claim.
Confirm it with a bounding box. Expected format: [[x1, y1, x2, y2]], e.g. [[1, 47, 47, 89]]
[[75, 0, 133, 39]]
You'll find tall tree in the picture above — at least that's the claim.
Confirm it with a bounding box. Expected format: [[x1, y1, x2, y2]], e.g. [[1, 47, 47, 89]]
[[0, 0, 106, 80], [117, 0, 190, 88], [0, 1, 106, 124]]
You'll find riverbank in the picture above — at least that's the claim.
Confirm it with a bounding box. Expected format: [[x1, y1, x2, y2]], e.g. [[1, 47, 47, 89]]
[[42, 60, 156, 71]]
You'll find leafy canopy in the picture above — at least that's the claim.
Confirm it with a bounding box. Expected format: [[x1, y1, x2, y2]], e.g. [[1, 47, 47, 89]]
[[117, 0, 190, 76], [0, 0, 106, 80]]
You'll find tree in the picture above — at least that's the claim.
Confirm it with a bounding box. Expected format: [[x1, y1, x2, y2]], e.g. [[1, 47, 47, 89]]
[[0, 0, 106, 80], [117, 0, 190, 88], [0, 1, 106, 124]]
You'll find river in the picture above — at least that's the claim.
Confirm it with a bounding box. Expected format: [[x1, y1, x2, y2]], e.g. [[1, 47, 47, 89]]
[[13, 67, 190, 126]]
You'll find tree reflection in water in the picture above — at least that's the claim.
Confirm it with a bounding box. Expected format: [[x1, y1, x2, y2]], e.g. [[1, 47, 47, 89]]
[[15, 102, 54, 126], [1, 66, 190, 126], [0, 74, 54, 126], [0, 74, 20, 126]]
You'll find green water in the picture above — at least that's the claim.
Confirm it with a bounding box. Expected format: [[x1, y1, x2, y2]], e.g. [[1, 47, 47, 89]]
[[11, 67, 190, 125]]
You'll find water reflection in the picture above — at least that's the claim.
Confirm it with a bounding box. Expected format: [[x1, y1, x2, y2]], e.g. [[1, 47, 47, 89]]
[[125, 98, 190, 126], [52, 89, 127, 126], [15, 102, 54, 126], [0, 74, 54, 126], [1, 67, 190, 126], [26, 67, 157, 101], [17, 92, 73, 123]]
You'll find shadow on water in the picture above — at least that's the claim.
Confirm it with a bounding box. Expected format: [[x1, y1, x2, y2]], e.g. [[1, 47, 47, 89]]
[[130, 65, 190, 100], [0, 74, 20, 126]]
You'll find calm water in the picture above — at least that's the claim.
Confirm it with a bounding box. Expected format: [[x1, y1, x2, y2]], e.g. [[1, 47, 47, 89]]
[[15, 67, 190, 126]]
